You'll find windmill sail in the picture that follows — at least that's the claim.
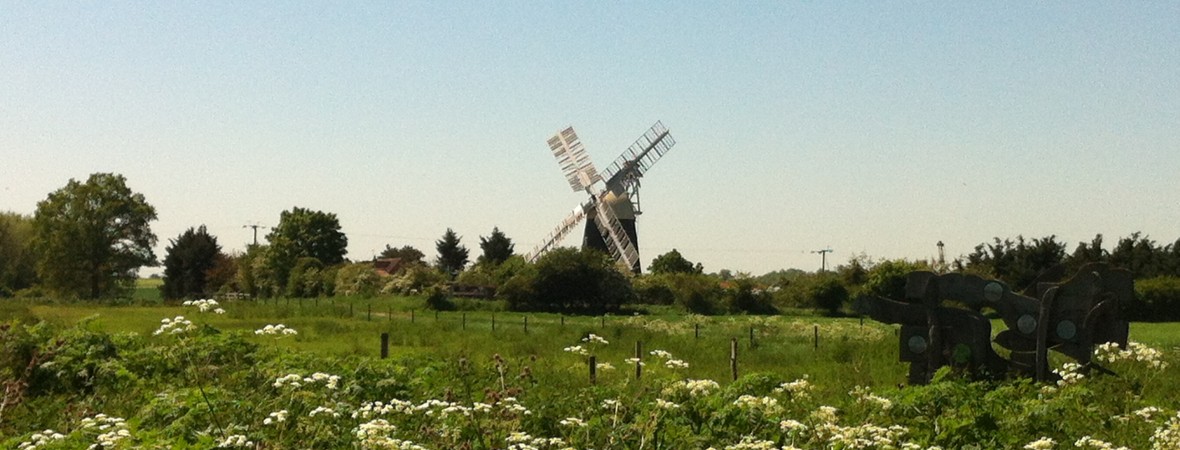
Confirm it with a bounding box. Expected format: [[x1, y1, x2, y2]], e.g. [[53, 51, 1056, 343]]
[[590, 196, 640, 271], [602, 121, 676, 187], [526, 204, 589, 262], [549, 127, 602, 192]]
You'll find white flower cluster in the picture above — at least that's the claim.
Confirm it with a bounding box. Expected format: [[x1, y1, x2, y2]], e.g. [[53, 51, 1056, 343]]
[[655, 398, 680, 410], [354, 419, 427, 450], [263, 409, 288, 425], [601, 399, 620, 410], [649, 349, 689, 369], [1074, 436, 1129, 450], [1054, 362, 1086, 386], [505, 431, 566, 450], [1095, 341, 1169, 370], [562, 345, 588, 356], [663, 379, 720, 397], [255, 324, 298, 336], [272, 372, 341, 390], [817, 422, 908, 449], [80, 414, 131, 450], [1151, 411, 1180, 450], [712, 435, 781, 450], [1023, 436, 1056, 450], [596, 362, 616, 371], [218, 434, 254, 448], [353, 400, 415, 419], [811, 405, 839, 424], [624, 357, 645, 366], [309, 406, 341, 418], [774, 375, 813, 400], [582, 333, 609, 345], [17, 429, 65, 450], [559, 417, 587, 427], [733, 395, 783, 415], [779, 419, 807, 433], [849, 386, 893, 411], [182, 298, 225, 314], [153, 316, 195, 336]]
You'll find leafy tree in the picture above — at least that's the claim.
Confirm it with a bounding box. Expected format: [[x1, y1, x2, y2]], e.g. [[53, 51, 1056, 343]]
[[435, 228, 469, 275], [477, 226, 515, 266], [32, 173, 158, 299], [285, 257, 325, 298], [648, 249, 703, 275], [863, 259, 929, 301], [960, 235, 1066, 289], [160, 226, 222, 299], [1109, 232, 1163, 278], [379, 244, 425, 265], [724, 277, 777, 314], [503, 247, 634, 314], [265, 207, 348, 287], [0, 212, 37, 296], [809, 275, 849, 316]]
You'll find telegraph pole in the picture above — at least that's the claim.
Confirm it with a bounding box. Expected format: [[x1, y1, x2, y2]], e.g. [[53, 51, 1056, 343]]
[[812, 248, 833, 272], [243, 223, 269, 246]]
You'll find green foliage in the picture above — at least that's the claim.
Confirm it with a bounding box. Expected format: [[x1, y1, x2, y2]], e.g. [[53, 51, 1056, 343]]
[[383, 263, 447, 295], [265, 206, 348, 288], [503, 248, 635, 314], [1133, 276, 1180, 321], [424, 286, 456, 311], [863, 259, 929, 301], [379, 244, 425, 265], [32, 173, 158, 299], [435, 228, 469, 275], [648, 248, 703, 275], [642, 272, 723, 314], [334, 262, 381, 297], [160, 226, 223, 300], [285, 257, 326, 298], [808, 275, 849, 316], [477, 226, 515, 266], [961, 235, 1066, 290], [723, 277, 777, 314], [0, 212, 37, 296]]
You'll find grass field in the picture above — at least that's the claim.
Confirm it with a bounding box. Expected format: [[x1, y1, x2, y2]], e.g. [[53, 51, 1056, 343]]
[[3, 285, 1179, 449]]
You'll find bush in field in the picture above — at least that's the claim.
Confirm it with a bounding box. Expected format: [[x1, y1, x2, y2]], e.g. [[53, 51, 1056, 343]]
[[0, 212, 37, 296], [666, 272, 723, 314], [503, 247, 634, 314], [335, 263, 381, 297], [724, 278, 777, 314], [383, 263, 446, 295], [809, 275, 849, 316], [634, 274, 676, 305], [285, 257, 325, 298], [424, 286, 455, 311], [1134, 276, 1180, 321], [160, 226, 222, 300], [863, 259, 928, 301]]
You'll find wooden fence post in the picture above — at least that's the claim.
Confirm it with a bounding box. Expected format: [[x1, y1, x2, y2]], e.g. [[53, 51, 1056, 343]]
[[524, 316, 528, 334], [380, 333, 389, 359], [367, 304, 371, 321], [635, 341, 643, 380], [462, 312, 466, 330], [814, 325, 819, 350], [749, 325, 755, 348], [730, 338, 739, 381], [695, 323, 700, 339], [589, 355, 597, 385], [600, 315, 605, 328], [560, 316, 564, 327]]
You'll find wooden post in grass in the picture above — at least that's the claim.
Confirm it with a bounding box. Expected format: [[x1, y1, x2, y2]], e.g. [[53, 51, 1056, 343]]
[[730, 338, 739, 381], [589, 355, 597, 385], [814, 325, 819, 350], [367, 304, 371, 321], [749, 325, 755, 349], [523, 316, 528, 334], [435, 310, 439, 321], [600, 315, 605, 328], [315, 298, 318, 307], [560, 316, 564, 327], [462, 312, 466, 330], [635, 341, 642, 380], [695, 323, 700, 339], [380, 333, 389, 359]]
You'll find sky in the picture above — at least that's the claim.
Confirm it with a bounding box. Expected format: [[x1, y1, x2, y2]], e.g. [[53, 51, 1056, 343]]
[[2, 2, 1178, 276]]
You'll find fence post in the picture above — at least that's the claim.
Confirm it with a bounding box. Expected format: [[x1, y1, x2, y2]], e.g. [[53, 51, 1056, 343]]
[[435, 310, 439, 321], [367, 304, 372, 321], [380, 333, 389, 359], [813, 325, 819, 350], [601, 315, 605, 328], [695, 323, 700, 339], [524, 316, 528, 334], [730, 338, 739, 381], [635, 341, 643, 380], [589, 355, 597, 385], [749, 325, 755, 348], [462, 312, 466, 330], [560, 316, 564, 327]]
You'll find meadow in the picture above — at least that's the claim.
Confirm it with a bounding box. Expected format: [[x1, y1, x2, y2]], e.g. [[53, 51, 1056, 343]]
[[3, 289, 1179, 449]]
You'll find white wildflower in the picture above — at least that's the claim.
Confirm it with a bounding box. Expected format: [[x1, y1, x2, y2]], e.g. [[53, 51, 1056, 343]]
[[1023, 436, 1055, 450]]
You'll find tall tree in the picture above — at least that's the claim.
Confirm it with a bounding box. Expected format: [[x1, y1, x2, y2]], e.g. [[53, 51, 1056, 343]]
[[33, 173, 158, 299], [435, 228, 469, 275], [0, 212, 37, 295], [265, 207, 348, 287], [160, 226, 222, 299], [379, 244, 425, 265], [477, 226, 514, 266], [648, 249, 702, 275]]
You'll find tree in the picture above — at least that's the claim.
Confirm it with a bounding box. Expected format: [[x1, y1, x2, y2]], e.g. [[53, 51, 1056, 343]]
[[265, 207, 348, 288], [160, 226, 222, 299], [32, 173, 158, 299], [379, 245, 425, 265], [961, 235, 1066, 289], [502, 247, 635, 314], [435, 228, 469, 275], [648, 249, 703, 275], [477, 226, 515, 266], [0, 212, 37, 296]]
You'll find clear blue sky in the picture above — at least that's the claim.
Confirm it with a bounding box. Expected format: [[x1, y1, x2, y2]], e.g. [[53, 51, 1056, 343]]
[[3, 2, 1178, 275]]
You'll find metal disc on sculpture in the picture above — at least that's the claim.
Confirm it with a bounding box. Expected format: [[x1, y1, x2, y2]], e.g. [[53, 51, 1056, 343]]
[[984, 282, 1004, 302], [1056, 320, 1077, 340], [1017, 314, 1037, 334], [907, 335, 928, 354]]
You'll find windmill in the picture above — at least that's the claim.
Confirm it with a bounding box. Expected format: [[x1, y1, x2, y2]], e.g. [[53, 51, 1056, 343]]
[[526, 122, 677, 272]]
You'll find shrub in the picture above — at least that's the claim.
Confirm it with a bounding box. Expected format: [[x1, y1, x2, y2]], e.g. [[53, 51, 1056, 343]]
[[1134, 276, 1180, 321], [334, 263, 381, 297]]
